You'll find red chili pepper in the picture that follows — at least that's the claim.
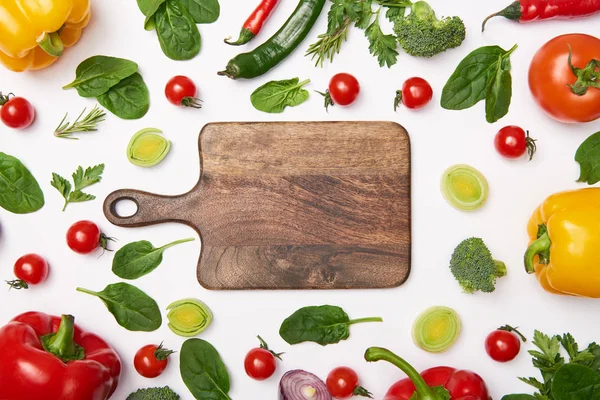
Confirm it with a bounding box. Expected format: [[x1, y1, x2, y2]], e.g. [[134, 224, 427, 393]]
[[225, 0, 280, 46], [0, 312, 121, 400], [365, 347, 490, 400], [482, 0, 600, 31]]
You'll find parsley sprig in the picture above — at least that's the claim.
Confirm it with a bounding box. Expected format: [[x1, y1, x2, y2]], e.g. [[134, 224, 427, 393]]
[[51, 164, 105, 211]]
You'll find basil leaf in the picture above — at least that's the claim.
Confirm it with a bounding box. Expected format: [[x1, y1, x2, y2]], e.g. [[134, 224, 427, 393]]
[[155, 0, 201, 61], [180, 339, 232, 400], [63, 56, 138, 98], [176, 0, 220, 24], [76, 283, 162, 332], [250, 78, 310, 113], [279, 305, 383, 346], [97, 72, 150, 120], [552, 364, 600, 400], [501, 396, 537, 400], [485, 54, 512, 123], [0, 152, 44, 214], [112, 237, 195, 280], [143, 0, 168, 30], [575, 131, 600, 185]]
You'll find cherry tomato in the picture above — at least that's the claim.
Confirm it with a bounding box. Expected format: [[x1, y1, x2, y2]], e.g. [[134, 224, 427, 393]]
[[66, 220, 112, 254], [244, 336, 282, 381], [445, 370, 489, 399], [7, 254, 49, 290], [134, 343, 174, 378], [529, 34, 600, 123], [0, 93, 35, 129], [165, 75, 202, 108], [395, 77, 433, 110], [485, 326, 525, 362], [322, 73, 360, 110], [494, 126, 537, 160], [326, 366, 371, 399]]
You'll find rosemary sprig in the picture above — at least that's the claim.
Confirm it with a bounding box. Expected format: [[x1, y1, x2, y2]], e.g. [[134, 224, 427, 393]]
[[306, 17, 351, 67], [54, 105, 106, 139]]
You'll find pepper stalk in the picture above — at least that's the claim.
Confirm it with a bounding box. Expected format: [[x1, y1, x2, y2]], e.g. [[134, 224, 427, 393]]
[[41, 314, 85, 362]]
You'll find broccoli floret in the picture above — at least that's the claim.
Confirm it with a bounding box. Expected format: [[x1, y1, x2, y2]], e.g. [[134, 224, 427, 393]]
[[126, 387, 180, 400], [449, 237, 506, 294], [393, 1, 466, 58]]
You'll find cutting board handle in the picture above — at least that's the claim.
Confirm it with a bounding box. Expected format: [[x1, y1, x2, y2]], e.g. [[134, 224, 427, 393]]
[[103, 189, 189, 228]]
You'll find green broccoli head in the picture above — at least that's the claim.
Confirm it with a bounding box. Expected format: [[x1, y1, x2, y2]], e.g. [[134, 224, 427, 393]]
[[450, 237, 507, 294], [393, 1, 466, 58], [126, 387, 180, 400]]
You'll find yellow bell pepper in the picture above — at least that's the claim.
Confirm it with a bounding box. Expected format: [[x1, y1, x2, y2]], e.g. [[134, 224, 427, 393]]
[[525, 188, 600, 298], [0, 0, 90, 72]]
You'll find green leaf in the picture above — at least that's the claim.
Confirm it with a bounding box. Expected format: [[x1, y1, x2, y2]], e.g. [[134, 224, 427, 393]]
[[76, 283, 162, 332], [485, 54, 512, 123], [575, 131, 600, 185], [51, 164, 103, 211], [279, 305, 382, 346], [365, 15, 398, 68], [0, 152, 45, 214], [142, 0, 167, 29], [552, 364, 600, 400], [97, 72, 150, 120], [180, 339, 232, 400], [501, 396, 538, 400], [112, 238, 195, 280], [62, 56, 138, 98], [250, 78, 310, 114], [68, 191, 95, 203], [155, 0, 202, 60], [385, 6, 405, 21], [355, 0, 374, 29], [72, 164, 104, 191], [50, 173, 71, 200], [176, 0, 220, 23]]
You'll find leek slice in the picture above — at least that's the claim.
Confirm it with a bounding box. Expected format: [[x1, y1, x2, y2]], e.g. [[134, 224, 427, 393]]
[[166, 298, 212, 337], [412, 306, 461, 353], [441, 164, 489, 211]]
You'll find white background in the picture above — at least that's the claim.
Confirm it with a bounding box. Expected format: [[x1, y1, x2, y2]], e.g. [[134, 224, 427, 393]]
[[1, 0, 600, 398]]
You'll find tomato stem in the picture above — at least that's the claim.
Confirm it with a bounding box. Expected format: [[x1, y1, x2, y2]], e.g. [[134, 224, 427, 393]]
[[5, 279, 29, 290], [567, 44, 600, 96], [258, 335, 284, 360], [154, 342, 176, 361], [525, 131, 537, 161], [498, 325, 527, 342], [316, 90, 334, 111], [394, 90, 403, 111]]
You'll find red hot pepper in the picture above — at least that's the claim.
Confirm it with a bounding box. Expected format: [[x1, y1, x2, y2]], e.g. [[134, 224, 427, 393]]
[[0, 312, 121, 400], [482, 0, 600, 31], [365, 347, 489, 400], [225, 0, 280, 46]]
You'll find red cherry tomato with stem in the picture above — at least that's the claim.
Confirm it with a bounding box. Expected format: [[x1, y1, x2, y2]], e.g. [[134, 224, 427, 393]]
[[0, 92, 35, 129], [494, 126, 537, 160], [66, 220, 114, 254], [244, 336, 283, 381], [320, 73, 360, 111], [485, 325, 526, 362], [6, 254, 49, 290], [326, 366, 372, 399], [395, 77, 433, 111], [134, 342, 174, 378], [165, 76, 202, 108]]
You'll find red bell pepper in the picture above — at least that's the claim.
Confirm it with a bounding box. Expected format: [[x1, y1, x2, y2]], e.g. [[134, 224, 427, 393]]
[[365, 347, 490, 400], [0, 312, 121, 400]]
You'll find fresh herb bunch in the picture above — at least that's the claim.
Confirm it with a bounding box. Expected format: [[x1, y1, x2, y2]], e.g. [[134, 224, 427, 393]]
[[51, 164, 104, 211], [54, 105, 106, 139]]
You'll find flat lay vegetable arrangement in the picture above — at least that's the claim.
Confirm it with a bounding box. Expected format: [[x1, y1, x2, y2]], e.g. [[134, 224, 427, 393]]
[[2, 0, 600, 399]]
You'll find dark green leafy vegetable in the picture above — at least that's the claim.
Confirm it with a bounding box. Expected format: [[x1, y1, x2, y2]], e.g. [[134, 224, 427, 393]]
[[62, 56, 138, 98], [250, 78, 310, 113], [97, 73, 150, 120], [449, 237, 506, 293], [0, 152, 45, 214], [112, 237, 195, 280], [441, 44, 517, 123], [552, 364, 600, 400], [180, 338, 232, 400], [51, 164, 104, 211], [127, 386, 180, 400], [575, 131, 600, 185], [76, 283, 162, 332], [501, 396, 536, 400], [279, 305, 383, 346], [141, 0, 168, 29], [155, 0, 202, 61], [177, 0, 220, 23], [365, 10, 399, 68]]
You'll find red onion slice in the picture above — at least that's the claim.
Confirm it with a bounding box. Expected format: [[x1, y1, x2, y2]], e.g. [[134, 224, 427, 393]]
[[279, 370, 332, 400]]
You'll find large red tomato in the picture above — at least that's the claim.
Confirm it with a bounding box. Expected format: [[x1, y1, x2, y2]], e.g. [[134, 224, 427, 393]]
[[529, 34, 600, 123]]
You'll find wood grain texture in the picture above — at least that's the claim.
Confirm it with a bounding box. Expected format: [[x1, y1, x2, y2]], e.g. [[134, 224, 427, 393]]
[[104, 121, 411, 290]]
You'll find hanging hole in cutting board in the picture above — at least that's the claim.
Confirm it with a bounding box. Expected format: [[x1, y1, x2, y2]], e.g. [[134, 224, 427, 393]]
[[111, 198, 138, 218]]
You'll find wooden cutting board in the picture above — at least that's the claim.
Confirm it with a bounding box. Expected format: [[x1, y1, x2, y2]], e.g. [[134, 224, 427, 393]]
[[103, 122, 411, 290]]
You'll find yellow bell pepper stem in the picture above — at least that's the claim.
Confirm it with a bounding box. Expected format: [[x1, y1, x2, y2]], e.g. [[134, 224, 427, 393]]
[[37, 32, 64, 57], [524, 229, 551, 274]]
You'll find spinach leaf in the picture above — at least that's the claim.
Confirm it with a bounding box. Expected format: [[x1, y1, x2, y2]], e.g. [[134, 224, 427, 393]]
[[441, 44, 517, 123], [575, 131, 600, 185], [143, 0, 168, 30], [279, 305, 383, 346], [97, 73, 150, 120], [552, 364, 600, 400], [251, 78, 310, 113], [176, 0, 220, 23], [76, 283, 162, 331], [501, 396, 537, 400], [155, 0, 201, 61], [180, 338, 232, 400], [63, 56, 138, 98], [0, 152, 44, 214], [112, 237, 195, 280]]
